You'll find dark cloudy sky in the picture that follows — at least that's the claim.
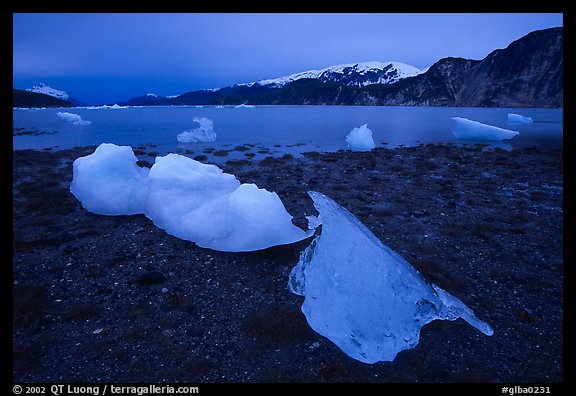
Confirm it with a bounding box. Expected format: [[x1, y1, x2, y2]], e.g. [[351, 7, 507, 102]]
[[13, 13, 563, 104]]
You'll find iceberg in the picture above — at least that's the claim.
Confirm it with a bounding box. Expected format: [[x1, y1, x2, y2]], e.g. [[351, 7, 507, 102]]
[[507, 113, 533, 124], [451, 117, 518, 141], [56, 112, 91, 126], [289, 191, 493, 364], [70, 143, 311, 252], [71, 119, 91, 126], [84, 104, 128, 110], [70, 143, 149, 215], [57, 112, 81, 122], [345, 124, 375, 152], [177, 116, 217, 143]]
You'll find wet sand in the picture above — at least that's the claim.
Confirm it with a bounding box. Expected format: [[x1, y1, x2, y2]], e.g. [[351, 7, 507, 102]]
[[13, 143, 563, 382]]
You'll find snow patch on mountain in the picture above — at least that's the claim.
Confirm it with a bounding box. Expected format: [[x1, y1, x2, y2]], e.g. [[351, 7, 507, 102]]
[[239, 61, 425, 88], [26, 83, 70, 100]]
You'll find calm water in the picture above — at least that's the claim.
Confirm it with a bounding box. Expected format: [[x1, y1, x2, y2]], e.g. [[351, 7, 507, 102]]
[[13, 105, 563, 160]]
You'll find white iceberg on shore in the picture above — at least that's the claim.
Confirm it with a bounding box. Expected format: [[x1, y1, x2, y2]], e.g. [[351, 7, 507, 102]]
[[451, 117, 518, 141], [289, 191, 493, 364], [56, 112, 91, 126], [177, 116, 217, 143], [507, 113, 533, 124], [346, 124, 375, 152], [70, 144, 149, 215], [70, 143, 311, 252]]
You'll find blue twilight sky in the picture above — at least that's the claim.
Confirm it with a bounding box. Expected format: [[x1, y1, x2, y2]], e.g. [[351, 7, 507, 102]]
[[13, 13, 563, 105]]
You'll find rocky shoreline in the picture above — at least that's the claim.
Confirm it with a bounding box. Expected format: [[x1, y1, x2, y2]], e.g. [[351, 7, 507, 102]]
[[13, 143, 563, 383]]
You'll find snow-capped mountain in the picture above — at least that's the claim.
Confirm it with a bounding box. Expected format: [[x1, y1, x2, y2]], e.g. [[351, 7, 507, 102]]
[[121, 28, 562, 108], [238, 61, 425, 88], [25, 83, 85, 106], [26, 83, 70, 100]]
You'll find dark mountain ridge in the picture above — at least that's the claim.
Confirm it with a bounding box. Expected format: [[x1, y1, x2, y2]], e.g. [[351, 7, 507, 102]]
[[454, 27, 563, 107], [143, 27, 560, 108], [16, 27, 561, 109], [13, 89, 75, 108]]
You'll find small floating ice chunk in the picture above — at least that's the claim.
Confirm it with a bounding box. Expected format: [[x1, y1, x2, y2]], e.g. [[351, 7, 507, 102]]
[[346, 124, 375, 152], [507, 113, 533, 124], [177, 116, 217, 143], [57, 112, 81, 122], [56, 112, 91, 126], [234, 104, 255, 108], [85, 104, 127, 110], [70, 143, 311, 252], [451, 117, 518, 141], [289, 191, 493, 364], [72, 119, 92, 126]]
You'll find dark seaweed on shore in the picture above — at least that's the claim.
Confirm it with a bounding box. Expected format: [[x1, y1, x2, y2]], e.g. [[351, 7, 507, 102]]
[[13, 144, 562, 383]]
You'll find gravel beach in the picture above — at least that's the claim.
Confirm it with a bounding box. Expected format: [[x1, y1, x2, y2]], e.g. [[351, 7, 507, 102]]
[[13, 142, 563, 383]]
